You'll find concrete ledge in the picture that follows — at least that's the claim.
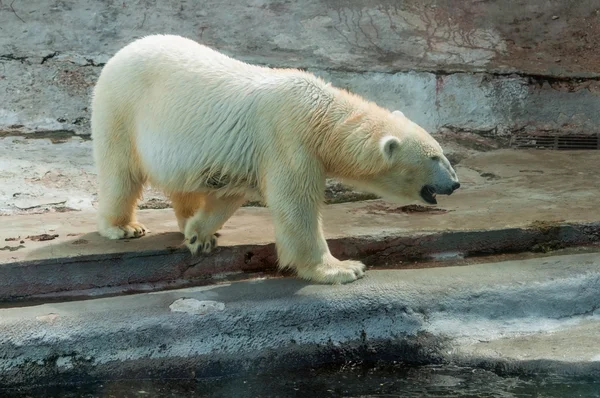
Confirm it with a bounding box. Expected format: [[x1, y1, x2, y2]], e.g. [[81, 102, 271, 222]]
[[1, 218, 599, 302], [1, 149, 599, 301], [1, 253, 599, 387]]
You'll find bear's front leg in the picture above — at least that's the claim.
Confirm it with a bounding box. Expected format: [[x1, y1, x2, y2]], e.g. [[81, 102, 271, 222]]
[[183, 193, 246, 254], [265, 170, 365, 284]]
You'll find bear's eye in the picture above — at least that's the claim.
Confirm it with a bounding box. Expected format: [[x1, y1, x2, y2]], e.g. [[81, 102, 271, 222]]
[[431, 156, 440, 161]]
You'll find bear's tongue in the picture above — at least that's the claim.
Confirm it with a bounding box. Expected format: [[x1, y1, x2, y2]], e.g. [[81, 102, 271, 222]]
[[420, 185, 437, 205]]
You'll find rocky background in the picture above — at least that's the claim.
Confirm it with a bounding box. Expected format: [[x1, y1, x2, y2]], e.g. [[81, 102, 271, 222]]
[[1, 0, 599, 214]]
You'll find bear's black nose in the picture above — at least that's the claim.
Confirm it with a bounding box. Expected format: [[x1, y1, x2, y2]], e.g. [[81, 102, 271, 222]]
[[452, 182, 461, 191]]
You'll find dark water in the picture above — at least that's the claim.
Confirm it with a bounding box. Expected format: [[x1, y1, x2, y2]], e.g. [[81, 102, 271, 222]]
[[5, 364, 600, 398]]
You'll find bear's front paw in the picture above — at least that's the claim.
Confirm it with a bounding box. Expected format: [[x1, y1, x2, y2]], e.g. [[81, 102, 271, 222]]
[[99, 222, 148, 240], [185, 232, 220, 255], [296, 258, 366, 285]]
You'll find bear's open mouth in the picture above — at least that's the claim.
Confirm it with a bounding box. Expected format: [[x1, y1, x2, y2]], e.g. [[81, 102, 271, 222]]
[[420, 185, 437, 205]]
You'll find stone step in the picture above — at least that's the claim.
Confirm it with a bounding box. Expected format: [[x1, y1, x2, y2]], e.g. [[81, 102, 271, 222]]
[[1, 149, 599, 302]]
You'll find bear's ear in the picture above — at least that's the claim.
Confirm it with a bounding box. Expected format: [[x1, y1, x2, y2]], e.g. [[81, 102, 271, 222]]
[[380, 136, 402, 162], [392, 110, 404, 118]]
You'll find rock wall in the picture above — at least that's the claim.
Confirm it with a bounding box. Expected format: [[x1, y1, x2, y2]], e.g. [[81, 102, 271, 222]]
[[1, 0, 599, 138]]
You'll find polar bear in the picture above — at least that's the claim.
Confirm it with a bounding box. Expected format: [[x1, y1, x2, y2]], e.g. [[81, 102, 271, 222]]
[[91, 34, 460, 284]]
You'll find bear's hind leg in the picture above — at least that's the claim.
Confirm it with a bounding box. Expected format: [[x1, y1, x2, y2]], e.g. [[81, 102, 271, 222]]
[[183, 193, 246, 254], [170, 192, 206, 233], [96, 169, 147, 240]]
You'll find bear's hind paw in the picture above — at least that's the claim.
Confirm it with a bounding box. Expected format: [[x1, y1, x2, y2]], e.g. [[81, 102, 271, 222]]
[[185, 233, 220, 255], [99, 222, 147, 240]]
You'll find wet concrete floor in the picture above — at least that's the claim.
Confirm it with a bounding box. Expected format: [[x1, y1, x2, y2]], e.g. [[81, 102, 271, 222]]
[[5, 363, 600, 398]]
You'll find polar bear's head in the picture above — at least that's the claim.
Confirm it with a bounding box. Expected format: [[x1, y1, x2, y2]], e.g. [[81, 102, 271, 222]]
[[340, 110, 460, 205]]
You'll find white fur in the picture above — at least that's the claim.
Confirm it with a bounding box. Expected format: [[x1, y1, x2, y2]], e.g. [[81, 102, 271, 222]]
[[91, 34, 459, 284]]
